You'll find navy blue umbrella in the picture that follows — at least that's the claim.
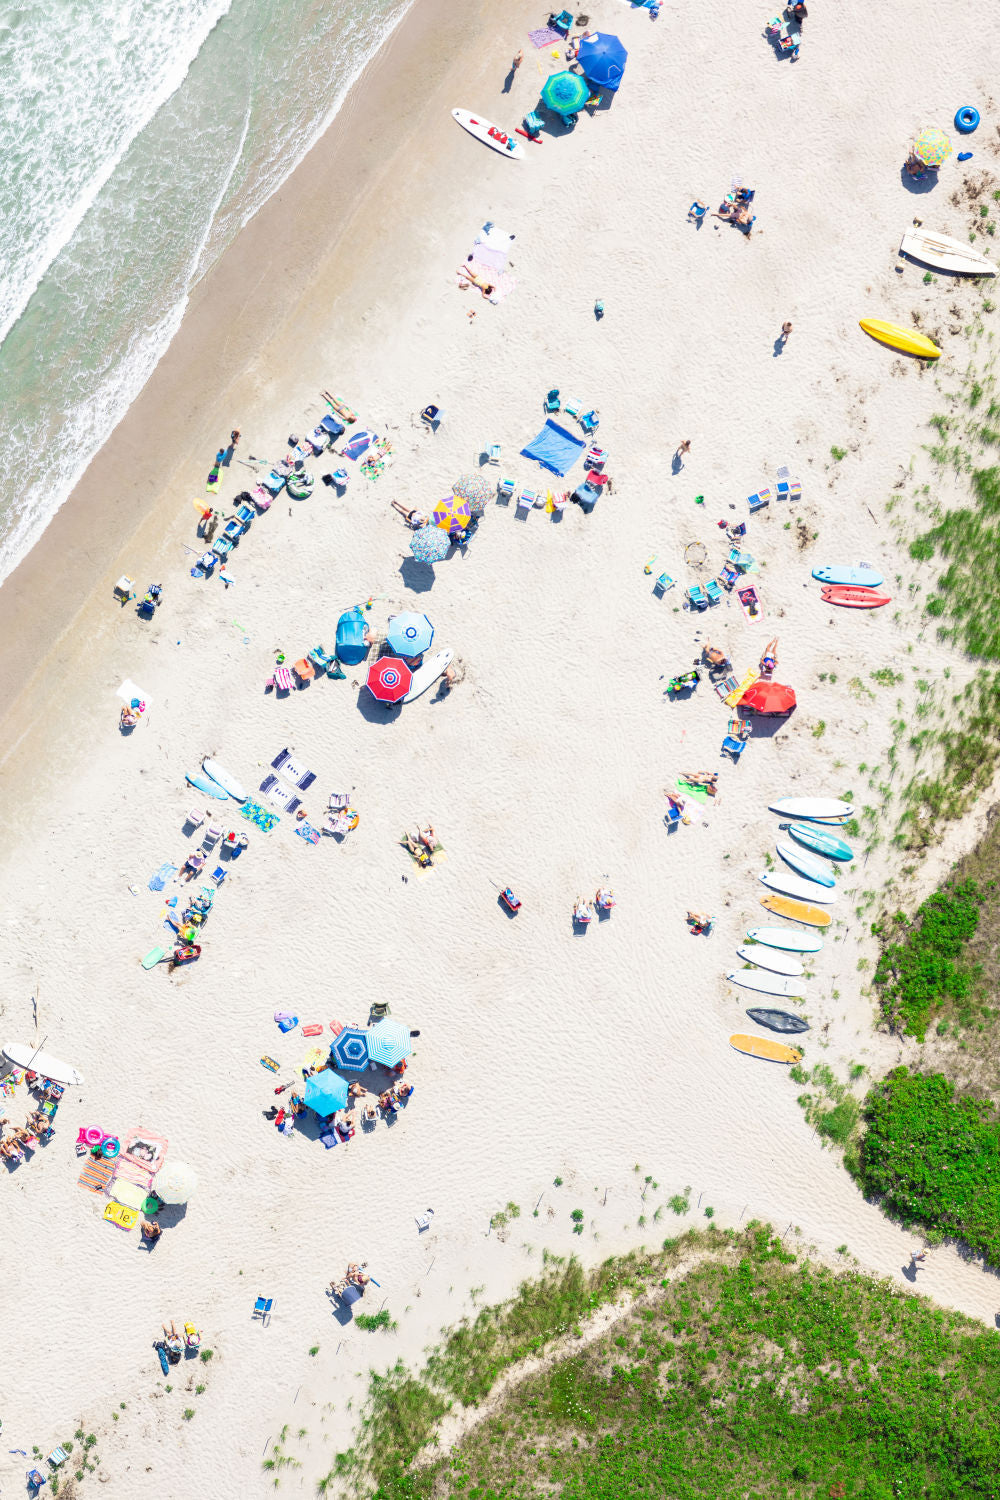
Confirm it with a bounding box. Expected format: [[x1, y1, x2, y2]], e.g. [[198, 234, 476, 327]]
[[577, 32, 628, 92], [331, 1027, 370, 1072]]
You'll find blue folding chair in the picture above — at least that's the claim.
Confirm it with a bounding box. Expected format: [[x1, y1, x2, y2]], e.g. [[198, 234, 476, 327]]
[[253, 1295, 273, 1324], [543, 387, 560, 412], [721, 735, 746, 761], [705, 579, 723, 605], [654, 572, 675, 596], [687, 585, 708, 611]]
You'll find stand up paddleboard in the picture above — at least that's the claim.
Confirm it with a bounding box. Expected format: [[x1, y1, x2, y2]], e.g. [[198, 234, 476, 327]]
[[760, 870, 837, 904], [768, 798, 853, 820], [777, 841, 836, 887], [812, 565, 883, 588], [859, 319, 941, 359], [736, 944, 804, 977], [730, 1033, 802, 1064], [822, 586, 891, 608], [452, 109, 525, 159], [202, 759, 247, 803], [746, 926, 824, 953], [788, 823, 853, 861], [760, 895, 832, 928], [900, 228, 996, 277], [726, 969, 806, 999], [403, 648, 454, 703]]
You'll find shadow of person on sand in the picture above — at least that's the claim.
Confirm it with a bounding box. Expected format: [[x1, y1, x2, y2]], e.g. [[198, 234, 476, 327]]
[[773, 334, 788, 358], [501, 65, 517, 94]]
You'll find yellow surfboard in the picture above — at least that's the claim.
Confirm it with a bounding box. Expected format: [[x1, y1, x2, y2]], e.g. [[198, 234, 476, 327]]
[[859, 319, 941, 359], [730, 1033, 802, 1065], [760, 894, 832, 928]]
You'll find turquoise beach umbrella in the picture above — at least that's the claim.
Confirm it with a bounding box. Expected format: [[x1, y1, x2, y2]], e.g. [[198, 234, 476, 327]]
[[540, 72, 590, 117]]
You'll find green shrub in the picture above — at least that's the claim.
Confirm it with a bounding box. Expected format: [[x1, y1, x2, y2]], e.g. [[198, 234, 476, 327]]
[[355, 1310, 396, 1332], [873, 878, 984, 1038]]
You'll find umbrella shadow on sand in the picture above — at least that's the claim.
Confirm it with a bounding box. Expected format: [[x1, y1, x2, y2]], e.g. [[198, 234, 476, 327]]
[[899, 166, 939, 195], [356, 689, 403, 726], [399, 558, 436, 594], [743, 712, 795, 741]]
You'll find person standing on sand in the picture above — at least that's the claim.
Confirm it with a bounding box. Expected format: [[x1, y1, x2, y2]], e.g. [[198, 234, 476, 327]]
[[780, 322, 793, 344], [675, 439, 691, 463], [910, 1250, 927, 1270]]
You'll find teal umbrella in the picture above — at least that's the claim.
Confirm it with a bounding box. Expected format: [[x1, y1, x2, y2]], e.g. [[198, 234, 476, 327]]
[[541, 72, 590, 117]]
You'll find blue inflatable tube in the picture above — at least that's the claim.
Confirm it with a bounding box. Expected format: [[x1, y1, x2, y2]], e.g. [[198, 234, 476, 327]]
[[955, 106, 980, 134]]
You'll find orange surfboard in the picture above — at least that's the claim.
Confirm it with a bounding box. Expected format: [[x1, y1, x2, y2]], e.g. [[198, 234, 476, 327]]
[[760, 894, 832, 928], [730, 1033, 802, 1064]]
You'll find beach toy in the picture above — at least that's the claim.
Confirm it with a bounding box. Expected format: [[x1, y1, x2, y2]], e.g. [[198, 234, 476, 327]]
[[260, 1056, 280, 1073], [301, 1024, 324, 1037], [958, 151, 973, 161], [78, 1126, 104, 1147], [694, 494, 704, 505], [276, 1015, 298, 1034], [955, 106, 980, 134], [101, 1137, 121, 1159]]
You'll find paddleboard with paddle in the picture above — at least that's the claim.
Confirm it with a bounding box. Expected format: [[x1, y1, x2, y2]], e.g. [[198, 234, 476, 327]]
[[726, 969, 807, 998], [729, 1033, 802, 1064], [402, 648, 454, 703], [821, 586, 891, 608], [736, 944, 804, 976], [746, 926, 824, 953], [776, 841, 836, 887], [760, 870, 837, 904], [768, 798, 853, 820], [760, 894, 832, 928], [452, 109, 525, 159], [859, 319, 941, 359], [812, 565, 883, 587]]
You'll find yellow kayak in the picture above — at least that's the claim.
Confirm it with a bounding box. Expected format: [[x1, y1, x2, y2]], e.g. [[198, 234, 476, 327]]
[[859, 319, 941, 359], [730, 1033, 802, 1065]]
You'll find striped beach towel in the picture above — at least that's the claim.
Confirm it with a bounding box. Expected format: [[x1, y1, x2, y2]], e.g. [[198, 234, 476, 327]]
[[78, 1157, 114, 1194]]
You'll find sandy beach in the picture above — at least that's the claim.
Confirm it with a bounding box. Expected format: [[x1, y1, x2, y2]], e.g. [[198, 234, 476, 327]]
[[3, 0, 1000, 1494]]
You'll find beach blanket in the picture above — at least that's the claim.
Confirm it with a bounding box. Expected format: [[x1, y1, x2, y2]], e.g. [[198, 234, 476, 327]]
[[120, 1128, 168, 1172], [529, 26, 562, 46], [240, 798, 280, 833], [464, 259, 517, 304], [113, 1156, 155, 1191], [677, 779, 710, 803], [343, 429, 378, 462], [78, 1158, 114, 1194], [259, 775, 301, 814], [296, 822, 321, 845], [472, 225, 514, 273], [116, 678, 152, 707], [271, 748, 316, 790], [521, 420, 586, 477]]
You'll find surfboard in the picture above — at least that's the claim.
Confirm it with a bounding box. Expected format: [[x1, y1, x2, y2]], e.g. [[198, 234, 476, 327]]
[[859, 319, 941, 359], [760, 870, 837, 904], [776, 841, 836, 887], [900, 229, 996, 277], [735, 946, 805, 978], [727, 969, 806, 998], [202, 758, 247, 803], [788, 823, 853, 861], [812, 565, 883, 588], [452, 109, 526, 160], [760, 895, 832, 928], [730, 1033, 802, 1064], [206, 466, 222, 493], [2, 1042, 85, 1085], [746, 1008, 810, 1035], [821, 586, 891, 608], [186, 772, 230, 801], [746, 926, 824, 953], [768, 798, 853, 820], [403, 648, 454, 702]]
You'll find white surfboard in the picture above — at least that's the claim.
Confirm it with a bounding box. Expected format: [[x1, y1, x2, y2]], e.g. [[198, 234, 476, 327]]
[[3, 1041, 84, 1086], [726, 970, 807, 999], [768, 798, 853, 820], [747, 926, 824, 953], [900, 229, 996, 277], [202, 758, 247, 803], [777, 841, 836, 887], [403, 648, 454, 703], [452, 109, 525, 160], [736, 945, 804, 977], [759, 870, 837, 905]]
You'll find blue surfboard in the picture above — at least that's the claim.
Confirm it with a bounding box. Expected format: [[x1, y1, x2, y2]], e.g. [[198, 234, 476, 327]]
[[789, 822, 853, 861], [776, 841, 836, 887], [812, 565, 883, 588], [186, 772, 230, 801]]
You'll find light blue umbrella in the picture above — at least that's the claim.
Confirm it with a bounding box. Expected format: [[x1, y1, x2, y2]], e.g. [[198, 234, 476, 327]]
[[304, 1071, 349, 1117], [331, 1027, 370, 1072], [367, 1019, 412, 1069], [577, 32, 628, 92], [386, 612, 434, 657], [410, 525, 451, 564]]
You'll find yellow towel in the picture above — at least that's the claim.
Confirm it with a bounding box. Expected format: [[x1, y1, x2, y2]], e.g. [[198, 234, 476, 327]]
[[725, 668, 760, 709]]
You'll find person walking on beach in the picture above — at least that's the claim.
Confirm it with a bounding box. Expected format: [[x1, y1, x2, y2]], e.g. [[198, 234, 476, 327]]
[[780, 321, 793, 344], [675, 439, 691, 466], [512, 49, 523, 70], [910, 1249, 927, 1270]]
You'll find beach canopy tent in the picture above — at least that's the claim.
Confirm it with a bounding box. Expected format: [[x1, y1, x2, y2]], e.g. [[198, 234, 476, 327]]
[[331, 1027, 371, 1072], [154, 1159, 198, 1204], [410, 525, 451, 564], [2, 1041, 84, 1086], [366, 657, 412, 703], [386, 612, 434, 658], [540, 71, 590, 117], [367, 1019, 412, 1069], [577, 32, 628, 91], [741, 681, 797, 715], [521, 420, 586, 476], [304, 1071, 349, 1117], [336, 607, 370, 665]]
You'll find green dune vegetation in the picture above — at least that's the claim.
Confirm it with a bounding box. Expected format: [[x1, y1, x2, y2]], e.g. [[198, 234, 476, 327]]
[[324, 1228, 1000, 1499]]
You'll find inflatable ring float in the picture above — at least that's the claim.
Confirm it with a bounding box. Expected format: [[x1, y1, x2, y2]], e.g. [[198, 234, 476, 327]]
[[346, 810, 360, 831], [286, 472, 315, 500], [955, 106, 980, 134], [83, 1126, 104, 1146], [101, 1136, 121, 1159]]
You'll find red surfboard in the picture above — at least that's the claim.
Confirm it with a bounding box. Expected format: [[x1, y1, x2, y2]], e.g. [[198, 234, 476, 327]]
[[821, 586, 891, 608]]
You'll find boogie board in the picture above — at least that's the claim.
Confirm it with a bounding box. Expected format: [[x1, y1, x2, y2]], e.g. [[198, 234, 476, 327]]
[[777, 841, 836, 887], [736, 944, 804, 976], [788, 823, 853, 861], [746, 926, 824, 953], [186, 771, 230, 801], [760, 895, 832, 928], [452, 109, 526, 160], [206, 466, 222, 493], [769, 798, 853, 820], [726, 969, 806, 998], [202, 758, 247, 803], [730, 1033, 802, 1064], [821, 586, 891, 608], [812, 565, 883, 588], [859, 319, 941, 359], [141, 947, 167, 970], [760, 870, 837, 904], [403, 648, 454, 702], [900, 229, 996, 277]]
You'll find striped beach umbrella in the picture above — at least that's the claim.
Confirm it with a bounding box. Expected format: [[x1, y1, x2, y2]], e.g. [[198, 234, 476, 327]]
[[541, 71, 590, 117], [432, 495, 472, 533], [367, 1019, 412, 1069], [366, 656, 412, 703], [331, 1027, 370, 1072], [386, 612, 434, 657], [452, 473, 493, 517], [913, 127, 952, 167], [410, 525, 451, 564]]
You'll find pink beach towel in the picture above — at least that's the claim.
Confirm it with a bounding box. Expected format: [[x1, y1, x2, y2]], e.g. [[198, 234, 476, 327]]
[[529, 26, 561, 47]]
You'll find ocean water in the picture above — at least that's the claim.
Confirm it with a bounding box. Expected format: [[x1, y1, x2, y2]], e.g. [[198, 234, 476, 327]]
[[0, 0, 409, 584]]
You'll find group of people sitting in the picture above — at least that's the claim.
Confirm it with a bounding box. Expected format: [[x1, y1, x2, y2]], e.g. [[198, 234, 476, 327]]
[[573, 886, 616, 924], [402, 826, 437, 868], [0, 1075, 61, 1162], [329, 1262, 371, 1298]]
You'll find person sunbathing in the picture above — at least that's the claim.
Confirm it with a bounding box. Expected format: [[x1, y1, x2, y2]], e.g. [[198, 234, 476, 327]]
[[394, 1081, 413, 1101], [403, 833, 433, 868], [348, 1081, 368, 1100], [141, 1218, 162, 1242], [418, 826, 436, 852], [760, 638, 779, 674], [702, 644, 730, 670], [0, 1137, 22, 1159], [120, 706, 139, 730], [680, 772, 719, 794], [458, 266, 495, 298], [686, 911, 713, 933], [379, 1090, 397, 1112], [163, 1321, 183, 1352]]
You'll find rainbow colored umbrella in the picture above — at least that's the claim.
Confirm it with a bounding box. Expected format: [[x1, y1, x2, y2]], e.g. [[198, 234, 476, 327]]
[[410, 525, 451, 564], [913, 127, 952, 167], [432, 495, 472, 533], [366, 657, 412, 703], [541, 71, 590, 117], [452, 473, 493, 517]]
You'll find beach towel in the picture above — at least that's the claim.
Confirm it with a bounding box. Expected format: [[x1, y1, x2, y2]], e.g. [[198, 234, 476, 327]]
[[116, 678, 152, 707], [113, 1156, 155, 1191], [463, 259, 516, 304], [271, 749, 316, 790], [521, 420, 586, 477], [240, 798, 280, 833], [529, 25, 562, 46], [121, 1128, 168, 1172], [259, 775, 301, 814], [109, 1177, 148, 1212], [295, 822, 321, 845], [360, 438, 393, 481], [148, 862, 177, 892], [78, 1158, 114, 1194], [472, 225, 514, 273], [343, 429, 378, 462], [677, 779, 710, 803]]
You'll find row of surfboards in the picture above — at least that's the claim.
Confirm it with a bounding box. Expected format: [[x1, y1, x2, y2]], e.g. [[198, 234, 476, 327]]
[[728, 797, 855, 1065]]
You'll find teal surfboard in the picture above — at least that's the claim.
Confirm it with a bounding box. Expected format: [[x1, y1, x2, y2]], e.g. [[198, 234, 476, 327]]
[[746, 926, 824, 953], [812, 566, 883, 588], [186, 772, 230, 801], [776, 841, 836, 887], [789, 823, 853, 861]]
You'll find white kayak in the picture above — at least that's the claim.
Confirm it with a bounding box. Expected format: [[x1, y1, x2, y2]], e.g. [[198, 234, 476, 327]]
[[736, 944, 804, 977], [726, 970, 807, 999], [900, 228, 996, 277], [202, 758, 247, 803], [452, 108, 525, 160], [403, 648, 454, 703], [769, 798, 853, 820], [759, 870, 837, 905], [747, 926, 824, 953], [776, 841, 836, 888]]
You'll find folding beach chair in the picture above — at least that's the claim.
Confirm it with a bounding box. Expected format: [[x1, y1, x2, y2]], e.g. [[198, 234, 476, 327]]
[[488, 443, 501, 465], [721, 735, 747, 761], [654, 573, 675, 596], [497, 475, 515, 500], [747, 488, 770, 513], [26, 1469, 46, 1493], [523, 111, 544, 138], [687, 585, 708, 611], [543, 388, 560, 412], [563, 398, 582, 419], [293, 658, 315, 685], [515, 490, 535, 520], [273, 666, 294, 692], [252, 1295, 274, 1325], [705, 579, 723, 605], [579, 410, 600, 435]]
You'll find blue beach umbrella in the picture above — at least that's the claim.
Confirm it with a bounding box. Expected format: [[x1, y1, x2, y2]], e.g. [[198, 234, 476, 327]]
[[367, 1019, 412, 1069], [410, 525, 451, 564], [577, 33, 628, 92], [304, 1071, 349, 1117], [540, 71, 590, 117], [386, 612, 434, 657], [331, 1027, 371, 1072]]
